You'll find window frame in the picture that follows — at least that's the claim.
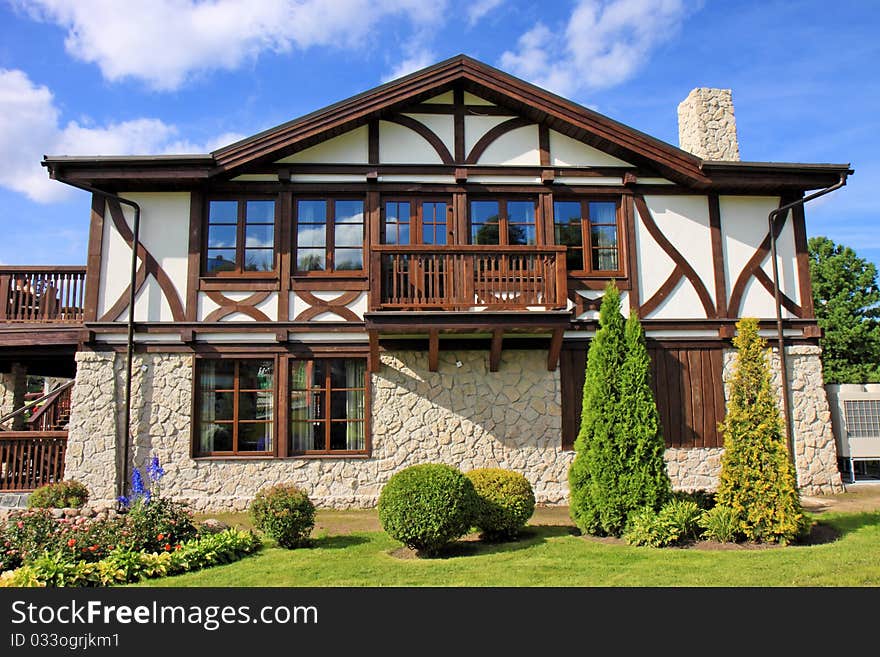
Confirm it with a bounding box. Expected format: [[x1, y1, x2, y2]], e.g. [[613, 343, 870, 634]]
[[467, 197, 540, 246], [293, 196, 367, 276], [288, 356, 370, 457], [552, 197, 625, 278], [192, 354, 371, 459], [381, 196, 452, 246], [202, 195, 279, 278], [193, 356, 277, 458]]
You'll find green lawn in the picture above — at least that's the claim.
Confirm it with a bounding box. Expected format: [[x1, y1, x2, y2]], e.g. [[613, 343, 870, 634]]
[[135, 509, 880, 587]]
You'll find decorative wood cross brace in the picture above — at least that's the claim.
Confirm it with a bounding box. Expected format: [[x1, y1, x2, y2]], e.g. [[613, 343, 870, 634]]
[[294, 290, 361, 322]]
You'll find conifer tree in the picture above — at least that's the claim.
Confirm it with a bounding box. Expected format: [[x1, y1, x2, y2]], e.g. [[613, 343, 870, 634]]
[[615, 312, 671, 517], [715, 318, 804, 543], [569, 283, 625, 534], [569, 284, 670, 536]]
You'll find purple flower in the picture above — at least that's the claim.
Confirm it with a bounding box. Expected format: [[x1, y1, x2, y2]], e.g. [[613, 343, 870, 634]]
[[131, 468, 146, 496], [147, 455, 166, 483]]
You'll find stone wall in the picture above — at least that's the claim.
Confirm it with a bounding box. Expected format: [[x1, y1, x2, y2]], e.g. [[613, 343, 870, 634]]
[[64, 343, 842, 510], [373, 350, 569, 505], [65, 349, 569, 510], [677, 88, 740, 161], [65, 352, 122, 501], [665, 448, 725, 491], [765, 345, 844, 494]]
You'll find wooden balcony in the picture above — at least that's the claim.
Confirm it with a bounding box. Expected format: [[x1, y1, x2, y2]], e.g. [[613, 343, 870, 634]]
[[0, 266, 86, 324], [370, 245, 568, 311]]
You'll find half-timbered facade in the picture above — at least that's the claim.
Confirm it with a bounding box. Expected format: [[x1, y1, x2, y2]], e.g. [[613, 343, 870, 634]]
[[2, 55, 848, 507]]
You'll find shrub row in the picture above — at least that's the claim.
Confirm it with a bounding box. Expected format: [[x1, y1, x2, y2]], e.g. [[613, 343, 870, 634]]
[[378, 464, 536, 555], [0, 529, 261, 588]]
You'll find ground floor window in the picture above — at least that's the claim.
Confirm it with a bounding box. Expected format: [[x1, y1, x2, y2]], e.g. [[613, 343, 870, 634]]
[[290, 359, 367, 454], [196, 359, 275, 456], [194, 356, 369, 457]]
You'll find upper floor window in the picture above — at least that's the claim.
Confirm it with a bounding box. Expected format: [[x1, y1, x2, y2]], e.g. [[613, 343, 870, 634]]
[[469, 199, 537, 246], [205, 199, 275, 274], [295, 199, 364, 273], [553, 199, 621, 275], [382, 199, 449, 245]]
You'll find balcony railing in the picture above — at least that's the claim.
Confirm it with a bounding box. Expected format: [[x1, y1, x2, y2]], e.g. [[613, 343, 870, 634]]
[[0, 266, 87, 323], [371, 245, 567, 311], [0, 431, 67, 491]]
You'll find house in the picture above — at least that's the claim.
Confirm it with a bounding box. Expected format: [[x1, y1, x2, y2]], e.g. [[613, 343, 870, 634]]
[[0, 55, 848, 509]]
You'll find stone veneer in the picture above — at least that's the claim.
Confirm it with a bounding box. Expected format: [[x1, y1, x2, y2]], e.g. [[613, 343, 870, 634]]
[[758, 345, 843, 495], [664, 448, 725, 491], [677, 88, 740, 161], [65, 343, 842, 510], [66, 349, 569, 510]]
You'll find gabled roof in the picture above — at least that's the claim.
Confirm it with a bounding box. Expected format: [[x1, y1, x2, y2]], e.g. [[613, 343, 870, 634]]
[[211, 54, 708, 184], [43, 54, 852, 192]]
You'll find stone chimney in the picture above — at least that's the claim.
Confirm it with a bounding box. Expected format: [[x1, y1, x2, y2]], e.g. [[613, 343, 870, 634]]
[[677, 88, 740, 161]]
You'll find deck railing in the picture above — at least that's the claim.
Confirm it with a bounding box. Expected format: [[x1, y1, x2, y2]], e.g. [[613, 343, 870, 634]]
[[0, 266, 87, 323], [371, 245, 567, 311], [0, 432, 67, 491]]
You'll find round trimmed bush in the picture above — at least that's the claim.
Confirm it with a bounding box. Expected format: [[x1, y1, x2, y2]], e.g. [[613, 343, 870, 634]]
[[250, 485, 315, 549], [28, 480, 89, 509], [466, 468, 536, 541], [378, 464, 478, 555]]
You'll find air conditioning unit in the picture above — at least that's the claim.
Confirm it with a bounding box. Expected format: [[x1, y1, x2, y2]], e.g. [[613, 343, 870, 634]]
[[827, 384, 880, 483]]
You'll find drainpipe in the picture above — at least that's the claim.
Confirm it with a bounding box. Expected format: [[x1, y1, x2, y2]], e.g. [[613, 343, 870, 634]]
[[44, 172, 141, 504], [768, 173, 848, 470]]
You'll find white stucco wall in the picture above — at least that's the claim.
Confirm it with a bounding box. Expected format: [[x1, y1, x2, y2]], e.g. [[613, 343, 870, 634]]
[[550, 129, 633, 167], [720, 195, 798, 319], [403, 113, 454, 156], [379, 120, 444, 164], [639, 195, 715, 319], [99, 193, 189, 322], [275, 126, 368, 164], [464, 115, 509, 156], [476, 124, 540, 165]]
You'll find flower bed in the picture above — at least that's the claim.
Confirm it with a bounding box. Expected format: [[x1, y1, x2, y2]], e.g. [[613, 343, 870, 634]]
[[0, 456, 262, 587]]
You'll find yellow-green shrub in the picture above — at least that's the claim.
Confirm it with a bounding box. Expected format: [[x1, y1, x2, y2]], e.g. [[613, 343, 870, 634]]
[[466, 469, 535, 540]]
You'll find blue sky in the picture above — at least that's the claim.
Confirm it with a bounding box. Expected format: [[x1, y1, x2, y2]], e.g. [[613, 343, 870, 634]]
[[0, 0, 877, 270]]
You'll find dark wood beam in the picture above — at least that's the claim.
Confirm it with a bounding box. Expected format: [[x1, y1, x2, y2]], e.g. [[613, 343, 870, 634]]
[[84, 194, 106, 323], [489, 328, 503, 372], [428, 328, 439, 372], [547, 327, 564, 371], [368, 330, 380, 373]]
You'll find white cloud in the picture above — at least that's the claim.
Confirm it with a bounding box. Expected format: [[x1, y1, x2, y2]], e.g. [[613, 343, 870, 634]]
[[22, 0, 446, 91], [500, 0, 696, 97], [467, 0, 504, 26], [381, 49, 437, 83], [0, 69, 238, 203]]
